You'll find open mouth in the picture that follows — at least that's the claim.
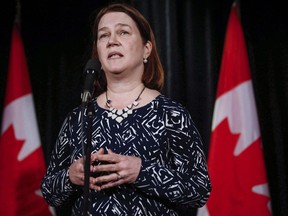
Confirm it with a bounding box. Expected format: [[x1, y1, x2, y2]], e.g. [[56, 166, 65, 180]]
[[108, 52, 123, 59]]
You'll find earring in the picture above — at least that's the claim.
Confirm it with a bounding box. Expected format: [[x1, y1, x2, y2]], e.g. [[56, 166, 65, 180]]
[[143, 58, 148, 63]]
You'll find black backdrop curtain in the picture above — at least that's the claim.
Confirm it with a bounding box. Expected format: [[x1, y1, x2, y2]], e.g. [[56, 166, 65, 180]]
[[0, 0, 287, 215]]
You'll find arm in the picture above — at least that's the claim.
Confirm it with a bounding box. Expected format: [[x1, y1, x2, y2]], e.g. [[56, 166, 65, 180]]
[[41, 115, 80, 207], [134, 109, 211, 208]]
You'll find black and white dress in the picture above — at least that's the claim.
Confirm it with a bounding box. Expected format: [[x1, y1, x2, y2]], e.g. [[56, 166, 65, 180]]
[[41, 94, 211, 215]]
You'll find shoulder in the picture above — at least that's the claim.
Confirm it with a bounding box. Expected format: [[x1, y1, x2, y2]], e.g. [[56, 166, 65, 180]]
[[154, 94, 194, 125], [155, 96, 202, 138], [64, 98, 98, 125], [59, 106, 82, 131], [157, 94, 190, 114]]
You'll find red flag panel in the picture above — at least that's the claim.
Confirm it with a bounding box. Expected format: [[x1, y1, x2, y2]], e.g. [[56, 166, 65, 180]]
[[197, 3, 271, 216], [0, 24, 53, 216]]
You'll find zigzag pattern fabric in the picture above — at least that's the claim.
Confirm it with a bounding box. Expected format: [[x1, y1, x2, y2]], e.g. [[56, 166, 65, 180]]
[[41, 95, 211, 215]]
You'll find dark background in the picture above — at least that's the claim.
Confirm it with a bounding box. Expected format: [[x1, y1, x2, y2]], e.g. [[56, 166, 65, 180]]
[[1, 0, 287, 215]]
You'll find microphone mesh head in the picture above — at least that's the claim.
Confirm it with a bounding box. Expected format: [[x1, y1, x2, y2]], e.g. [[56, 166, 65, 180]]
[[84, 58, 101, 74], [83, 59, 101, 93]]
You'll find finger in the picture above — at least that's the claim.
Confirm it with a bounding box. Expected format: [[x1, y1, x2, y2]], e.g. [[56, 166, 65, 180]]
[[100, 177, 125, 190], [90, 183, 102, 191], [107, 149, 115, 154], [92, 163, 119, 173], [96, 148, 105, 155], [90, 148, 105, 161], [94, 172, 121, 184], [115, 172, 123, 181], [93, 154, 120, 164], [89, 177, 102, 191]]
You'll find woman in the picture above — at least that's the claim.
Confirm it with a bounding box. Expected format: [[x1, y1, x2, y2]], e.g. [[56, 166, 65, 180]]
[[41, 3, 211, 215]]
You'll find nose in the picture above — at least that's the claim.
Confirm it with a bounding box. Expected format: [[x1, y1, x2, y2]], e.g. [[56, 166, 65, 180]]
[[107, 33, 120, 47]]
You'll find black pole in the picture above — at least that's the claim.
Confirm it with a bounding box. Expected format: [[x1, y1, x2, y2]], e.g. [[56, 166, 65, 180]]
[[82, 101, 94, 215], [80, 58, 99, 215]]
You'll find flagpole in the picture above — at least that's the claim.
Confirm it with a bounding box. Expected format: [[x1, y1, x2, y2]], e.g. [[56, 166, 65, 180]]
[[233, 0, 241, 20], [15, 0, 21, 25]]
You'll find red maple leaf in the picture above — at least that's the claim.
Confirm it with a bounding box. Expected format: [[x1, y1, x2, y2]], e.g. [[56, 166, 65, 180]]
[[206, 119, 270, 216], [0, 125, 52, 216]]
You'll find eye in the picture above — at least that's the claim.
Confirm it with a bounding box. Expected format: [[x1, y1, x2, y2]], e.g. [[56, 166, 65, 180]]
[[120, 30, 129, 36], [98, 33, 109, 40]]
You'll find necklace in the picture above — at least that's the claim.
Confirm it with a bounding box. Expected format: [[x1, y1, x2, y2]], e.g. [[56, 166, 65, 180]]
[[105, 86, 146, 123]]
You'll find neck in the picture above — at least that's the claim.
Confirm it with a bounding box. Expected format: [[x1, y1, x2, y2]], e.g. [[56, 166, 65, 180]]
[[104, 63, 144, 94], [107, 81, 144, 95], [105, 82, 145, 110]]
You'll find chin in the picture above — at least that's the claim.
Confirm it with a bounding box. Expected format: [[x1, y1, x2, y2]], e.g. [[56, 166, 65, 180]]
[[105, 63, 124, 71], [107, 68, 125, 75]]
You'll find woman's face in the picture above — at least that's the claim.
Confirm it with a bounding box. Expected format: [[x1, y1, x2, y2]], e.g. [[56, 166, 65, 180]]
[[96, 12, 151, 77]]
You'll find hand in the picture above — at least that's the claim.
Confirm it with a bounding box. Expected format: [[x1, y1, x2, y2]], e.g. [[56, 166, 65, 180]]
[[68, 148, 105, 186], [90, 149, 142, 191], [68, 157, 84, 186]]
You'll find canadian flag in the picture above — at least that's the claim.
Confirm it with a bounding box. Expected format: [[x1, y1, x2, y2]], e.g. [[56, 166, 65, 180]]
[[197, 3, 272, 216], [0, 24, 54, 215]]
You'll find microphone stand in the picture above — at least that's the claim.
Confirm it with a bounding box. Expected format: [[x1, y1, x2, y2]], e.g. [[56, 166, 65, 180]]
[[80, 58, 100, 215], [81, 94, 94, 216]]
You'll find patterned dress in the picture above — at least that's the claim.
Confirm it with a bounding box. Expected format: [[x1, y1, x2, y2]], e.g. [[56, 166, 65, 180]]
[[41, 94, 211, 215]]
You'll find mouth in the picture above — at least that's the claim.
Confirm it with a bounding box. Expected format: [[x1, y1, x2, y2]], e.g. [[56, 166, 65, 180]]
[[108, 52, 123, 59]]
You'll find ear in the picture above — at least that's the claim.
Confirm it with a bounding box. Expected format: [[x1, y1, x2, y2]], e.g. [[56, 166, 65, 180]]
[[143, 40, 152, 58]]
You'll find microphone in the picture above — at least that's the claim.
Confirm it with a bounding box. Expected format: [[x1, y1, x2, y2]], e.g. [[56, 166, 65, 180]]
[[81, 58, 101, 104]]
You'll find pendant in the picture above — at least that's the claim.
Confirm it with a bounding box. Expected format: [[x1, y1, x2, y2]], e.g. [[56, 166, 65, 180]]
[[107, 105, 134, 123], [105, 86, 145, 123]]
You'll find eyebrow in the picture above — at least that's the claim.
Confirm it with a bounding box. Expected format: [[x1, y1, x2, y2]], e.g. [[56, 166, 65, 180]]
[[98, 23, 132, 32]]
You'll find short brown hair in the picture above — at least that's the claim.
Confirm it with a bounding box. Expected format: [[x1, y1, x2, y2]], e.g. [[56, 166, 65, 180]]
[[92, 3, 164, 95]]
